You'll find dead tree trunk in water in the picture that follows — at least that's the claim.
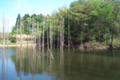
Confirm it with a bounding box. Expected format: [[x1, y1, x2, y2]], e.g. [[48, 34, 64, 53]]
[[2, 16, 6, 80], [60, 17, 64, 66], [41, 22, 45, 53], [41, 22, 45, 70], [109, 27, 114, 50], [49, 18, 53, 52], [47, 21, 50, 51], [67, 22, 71, 51], [20, 19, 23, 48], [59, 17, 65, 80], [48, 18, 54, 60], [57, 19, 60, 49]]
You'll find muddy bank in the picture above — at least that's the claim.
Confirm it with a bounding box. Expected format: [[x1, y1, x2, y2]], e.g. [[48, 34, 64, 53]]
[[79, 42, 120, 51]]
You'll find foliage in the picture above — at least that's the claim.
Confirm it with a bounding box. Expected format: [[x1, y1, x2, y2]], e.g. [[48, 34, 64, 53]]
[[11, 0, 120, 47], [9, 35, 16, 43]]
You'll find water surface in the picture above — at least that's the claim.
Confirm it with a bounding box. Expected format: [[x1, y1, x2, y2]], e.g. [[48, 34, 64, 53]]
[[0, 48, 120, 80]]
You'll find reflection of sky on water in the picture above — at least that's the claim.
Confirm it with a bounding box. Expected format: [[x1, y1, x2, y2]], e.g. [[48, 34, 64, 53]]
[[0, 58, 17, 80], [16, 73, 56, 80], [0, 48, 56, 80], [0, 48, 16, 56]]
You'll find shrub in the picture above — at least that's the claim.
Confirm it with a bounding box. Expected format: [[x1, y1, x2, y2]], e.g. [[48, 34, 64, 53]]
[[9, 36, 16, 43]]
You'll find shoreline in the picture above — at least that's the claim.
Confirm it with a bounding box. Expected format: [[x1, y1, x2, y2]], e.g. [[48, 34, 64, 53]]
[[0, 44, 36, 48], [0, 43, 119, 51]]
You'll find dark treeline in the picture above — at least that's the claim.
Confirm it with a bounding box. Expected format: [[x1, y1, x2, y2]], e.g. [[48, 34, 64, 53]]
[[11, 0, 120, 49]]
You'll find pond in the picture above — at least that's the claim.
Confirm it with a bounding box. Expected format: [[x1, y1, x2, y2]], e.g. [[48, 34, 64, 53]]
[[0, 48, 120, 80]]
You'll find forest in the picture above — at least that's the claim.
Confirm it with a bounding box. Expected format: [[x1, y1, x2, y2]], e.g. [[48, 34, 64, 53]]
[[11, 0, 120, 50]]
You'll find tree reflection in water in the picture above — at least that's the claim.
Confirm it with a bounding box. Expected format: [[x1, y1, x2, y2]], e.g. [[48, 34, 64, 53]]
[[1, 48, 120, 80], [14, 47, 59, 80]]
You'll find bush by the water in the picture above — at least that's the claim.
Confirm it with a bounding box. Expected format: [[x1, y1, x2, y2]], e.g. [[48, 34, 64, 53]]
[[9, 36, 16, 43]]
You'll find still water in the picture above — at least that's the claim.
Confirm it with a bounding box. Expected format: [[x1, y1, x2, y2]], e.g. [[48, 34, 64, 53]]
[[0, 48, 120, 80]]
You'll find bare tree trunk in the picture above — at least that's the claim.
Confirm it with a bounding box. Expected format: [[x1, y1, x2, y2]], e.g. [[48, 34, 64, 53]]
[[20, 19, 22, 48], [48, 18, 54, 70], [109, 32, 114, 50], [67, 11, 70, 50], [59, 17, 65, 80], [49, 19, 53, 51], [2, 15, 6, 80], [42, 22, 45, 71], [57, 18, 60, 49], [60, 17, 64, 68], [109, 27, 114, 50], [47, 19, 49, 51]]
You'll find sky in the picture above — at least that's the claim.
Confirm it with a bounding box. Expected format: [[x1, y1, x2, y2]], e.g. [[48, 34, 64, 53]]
[[0, 0, 75, 32]]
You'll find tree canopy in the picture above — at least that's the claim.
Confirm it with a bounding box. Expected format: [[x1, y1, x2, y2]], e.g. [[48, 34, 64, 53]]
[[11, 0, 120, 48]]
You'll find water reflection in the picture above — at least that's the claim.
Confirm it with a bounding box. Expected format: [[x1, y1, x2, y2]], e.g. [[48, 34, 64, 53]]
[[0, 48, 120, 80], [64, 50, 120, 80], [0, 48, 57, 80]]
